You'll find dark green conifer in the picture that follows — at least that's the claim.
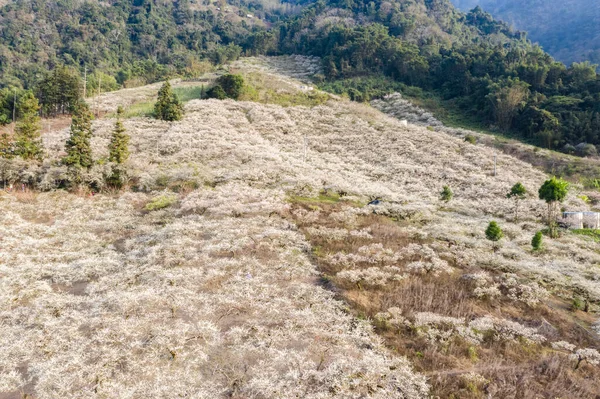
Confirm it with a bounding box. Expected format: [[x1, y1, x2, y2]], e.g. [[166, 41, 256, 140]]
[[485, 221, 503, 242], [109, 106, 130, 164], [154, 82, 184, 121], [107, 106, 130, 188], [64, 100, 93, 169], [14, 91, 43, 160], [531, 231, 543, 251]]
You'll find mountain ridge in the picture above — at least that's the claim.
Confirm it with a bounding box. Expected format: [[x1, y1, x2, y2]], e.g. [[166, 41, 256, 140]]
[[451, 0, 600, 66]]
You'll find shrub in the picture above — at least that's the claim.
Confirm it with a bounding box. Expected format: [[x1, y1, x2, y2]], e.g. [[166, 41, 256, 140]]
[[154, 82, 184, 121], [464, 134, 477, 144], [575, 143, 598, 157], [440, 185, 453, 202], [216, 74, 244, 99], [572, 296, 585, 311], [485, 221, 503, 242], [531, 231, 543, 250], [206, 85, 227, 100], [145, 194, 177, 211]]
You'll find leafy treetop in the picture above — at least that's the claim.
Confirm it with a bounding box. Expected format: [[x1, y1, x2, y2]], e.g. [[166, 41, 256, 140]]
[[538, 177, 569, 204]]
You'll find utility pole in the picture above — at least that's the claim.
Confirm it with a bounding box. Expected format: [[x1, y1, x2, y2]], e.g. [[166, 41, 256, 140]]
[[12, 88, 16, 133], [96, 72, 102, 116]]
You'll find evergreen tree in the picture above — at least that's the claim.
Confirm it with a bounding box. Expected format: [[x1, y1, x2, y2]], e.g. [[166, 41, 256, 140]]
[[154, 82, 184, 121], [507, 182, 527, 221], [440, 185, 453, 202], [485, 221, 503, 251], [531, 231, 543, 251], [37, 66, 82, 116], [64, 100, 94, 169], [14, 91, 43, 160], [0, 132, 13, 159], [107, 106, 130, 188], [109, 106, 130, 164]]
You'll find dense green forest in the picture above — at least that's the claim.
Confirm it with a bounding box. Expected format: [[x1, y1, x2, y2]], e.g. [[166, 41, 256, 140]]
[[2, 0, 600, 154], [276, 0, 600, 153], [451, 0, 600, 67]]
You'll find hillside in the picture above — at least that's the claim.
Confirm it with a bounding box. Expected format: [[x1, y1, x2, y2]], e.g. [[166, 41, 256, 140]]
[[450, 0, 600, 66], [2, 57, 600, 398], [3, 0, 600, 154]]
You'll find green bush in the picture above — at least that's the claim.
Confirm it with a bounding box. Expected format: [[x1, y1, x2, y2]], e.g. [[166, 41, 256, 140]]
[[206, 85, 227, 100], [464, 134, 477, 144], [485, 221, 503, 242], [440, 185, 453, 202], [145, 194, 177, 211], [531, 231, 543, 250], [154, 82, 184, 122], [216, 74, 244, 99]]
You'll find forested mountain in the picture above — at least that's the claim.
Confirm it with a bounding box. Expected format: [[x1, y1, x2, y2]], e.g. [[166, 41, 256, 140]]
[[0, 0, 279, 88], [451, 0, 600, 67], [2, 0, 600, 153]]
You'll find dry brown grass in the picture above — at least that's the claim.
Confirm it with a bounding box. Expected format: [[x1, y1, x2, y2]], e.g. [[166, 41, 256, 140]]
[[288, 197, 600, 399], [13, 190, 37, 204]]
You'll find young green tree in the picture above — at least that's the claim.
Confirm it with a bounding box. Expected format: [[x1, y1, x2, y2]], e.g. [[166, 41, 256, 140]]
[[64, 100, 93, 169], [538, 176, 569, 237], [14, 91, 43, 160], [154, 81, 184, 121], [507, 182, 527, 221], [485, 221, 503, 251], [531, 231, 543, 251], [440, 185, 453, 202], [107, 106, 130, 187], [109, 106, 130, 164]]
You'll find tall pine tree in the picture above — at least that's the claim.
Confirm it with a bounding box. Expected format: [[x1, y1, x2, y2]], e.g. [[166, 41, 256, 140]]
[[109, 106, 130, 164], [107, 106, 130, 187], [14, 91, 43, 160], [154, 82, 184, 121], [64, 100, 93, 169]]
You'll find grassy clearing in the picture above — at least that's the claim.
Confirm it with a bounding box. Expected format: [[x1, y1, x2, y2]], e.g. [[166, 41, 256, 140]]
[[288, 191, 341, 204], [240, 72, 331, 107], [109, 86, 206, 119], [407, 93, 490, 132], [572, 229, 600, 242], [173, 86, 205, 102], [119, 101, 155, 118]]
